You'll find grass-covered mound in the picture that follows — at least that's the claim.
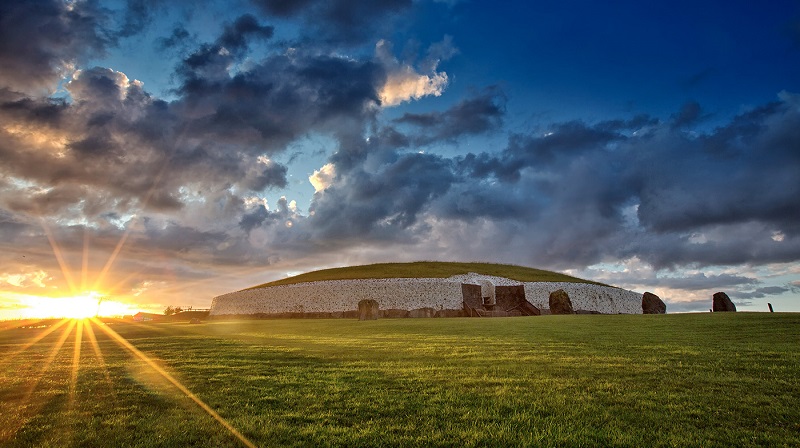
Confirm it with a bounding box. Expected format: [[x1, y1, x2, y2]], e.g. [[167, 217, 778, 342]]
[[248, 261, 606, 289]]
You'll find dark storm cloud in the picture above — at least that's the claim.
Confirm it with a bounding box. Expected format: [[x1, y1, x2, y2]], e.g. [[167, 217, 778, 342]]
[[140, 220, 229, 253], [393, 88, 506, 143], [0, 209, 29, 241], [308, 149, 455, 242], [174, 51, 383, 151], [244, 161, 289, 191], [670, 101, 709, 128], [0, 64, 291, 222], [300, 93, 800, 270], [0, 0, 113, 93], [649, 273, 758, 290], [0, 92, 68, 125], [738, 286, 791, 299], [252, 0, 412, 44], [636, 99, 800, 237], [157, 26, 192, 50], [0, 2, 389, 226], [239, 206, 271, 233], [238, 196, 298, 234], [117, 0, 159, 37], [219, 14, 274, 50], [2, 0, 798, 290], [177, 14, 273, 79]]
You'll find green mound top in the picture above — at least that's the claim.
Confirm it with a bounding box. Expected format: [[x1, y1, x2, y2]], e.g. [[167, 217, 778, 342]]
[[248, 261, 606, 289]]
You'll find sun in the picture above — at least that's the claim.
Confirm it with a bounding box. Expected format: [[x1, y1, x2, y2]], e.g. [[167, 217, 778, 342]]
[[21, 291, 105, 319], [65, 291, 104, 318]]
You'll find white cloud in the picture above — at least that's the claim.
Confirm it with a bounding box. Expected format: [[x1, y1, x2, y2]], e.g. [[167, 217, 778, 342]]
[[244, 196, 269, 210], [0, 270, 48, 288], [375, 40, 449, 107], [309, 163, 336, 192], [67, 67, 136, 101]]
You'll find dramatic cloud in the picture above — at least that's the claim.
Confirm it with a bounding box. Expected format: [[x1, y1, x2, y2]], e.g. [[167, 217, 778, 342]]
[[1, 0, 798, 315], [252, 0, 411, 44], [376, 39, 451, 107], [309, 163, 337, 192], [274, 93, 800, 273], [737, 286, 791, 299], [0, 0, 113, 93], [394, 87, 506, 142]]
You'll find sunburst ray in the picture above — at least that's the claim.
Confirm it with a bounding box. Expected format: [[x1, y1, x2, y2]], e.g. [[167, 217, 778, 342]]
[[40, 220, 77, 295], [83, 319, 115, 396], [91, 318, 257, 448], [23, 319, 76, 401], [68, 319, 84, 408], [0, 319, 70, 367]]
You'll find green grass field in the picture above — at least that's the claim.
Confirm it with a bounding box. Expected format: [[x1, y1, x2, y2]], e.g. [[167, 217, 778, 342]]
[[248, 261, 605, 289], [1, 314, 798, 447]]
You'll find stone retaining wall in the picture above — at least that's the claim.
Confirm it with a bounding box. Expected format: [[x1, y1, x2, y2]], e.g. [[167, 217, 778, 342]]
[[523, 282, 642, 314], [210, 274, 642, 316]]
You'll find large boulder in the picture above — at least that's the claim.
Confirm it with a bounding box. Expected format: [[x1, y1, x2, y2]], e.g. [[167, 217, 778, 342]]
[[712, 292, 736, 312], [642, 292, 667, 314], [358, 299, 380, 320], [549, 289, 574, 315]]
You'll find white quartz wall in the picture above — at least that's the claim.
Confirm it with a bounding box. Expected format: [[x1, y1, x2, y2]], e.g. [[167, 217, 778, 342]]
[[210, 278, 465, 315], [523, 282, 642, 314], [210, 274, 643, 316]]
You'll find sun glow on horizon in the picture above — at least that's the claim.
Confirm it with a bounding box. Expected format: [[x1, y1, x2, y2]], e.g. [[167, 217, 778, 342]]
[[12, 292, 136, 319]]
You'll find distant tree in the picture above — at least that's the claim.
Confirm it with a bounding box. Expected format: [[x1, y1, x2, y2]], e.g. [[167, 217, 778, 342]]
[[174, 306, 183, 314], [164, 306, 175, 316]]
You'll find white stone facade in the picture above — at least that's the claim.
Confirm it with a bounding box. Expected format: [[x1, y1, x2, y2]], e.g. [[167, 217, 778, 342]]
[[522, 282, 642, 314], [209, 273, 643, 316]]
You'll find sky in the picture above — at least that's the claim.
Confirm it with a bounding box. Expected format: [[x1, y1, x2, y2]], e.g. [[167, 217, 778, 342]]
[[1, 0, 799, 318]]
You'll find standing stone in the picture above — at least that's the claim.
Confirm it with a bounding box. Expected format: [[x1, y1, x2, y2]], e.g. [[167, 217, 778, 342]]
[[358, 299, 380, 320], [481, 280, 496, 306], [549, 289, 574, 315], [712, 292, 737, 312], [642, 292, 667, 314]]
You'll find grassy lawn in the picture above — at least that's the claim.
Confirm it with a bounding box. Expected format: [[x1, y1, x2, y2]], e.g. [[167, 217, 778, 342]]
[[248, 261, 604, 288], [1, 313, 798, 447]]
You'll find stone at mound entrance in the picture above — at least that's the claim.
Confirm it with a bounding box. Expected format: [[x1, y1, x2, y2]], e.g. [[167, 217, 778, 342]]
[[549, 289, 574, 314], [358, 299, 380, 320], [642, 292, 666, 314], [712, 292, 736, 312]]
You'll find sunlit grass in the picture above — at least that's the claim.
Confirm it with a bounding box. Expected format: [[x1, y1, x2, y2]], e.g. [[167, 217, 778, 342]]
[[1, 313, 798, 447], [250, 261, 606, 289]]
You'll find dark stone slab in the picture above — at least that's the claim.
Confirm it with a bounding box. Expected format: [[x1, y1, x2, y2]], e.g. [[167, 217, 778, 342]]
[[461, 283, 482, 309], [712, 292, 737, 312], [358, 299, 380, 320], [549, 289, 574, 314], [642, 292, 667, 314]]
